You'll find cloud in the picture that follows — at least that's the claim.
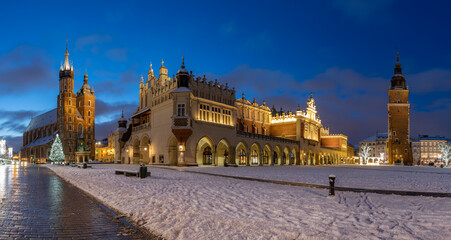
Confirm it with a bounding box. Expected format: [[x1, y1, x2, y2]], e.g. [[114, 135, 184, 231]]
[[332, 0, 392, 21], [3, 136, 22, 154], [95, 100, 137, 140], [0, 46, 53, 94], [105, 48, 128, 62], [218, 64, 451, 144], [408, 69, 451, 93], [0, 109, 43, 151]]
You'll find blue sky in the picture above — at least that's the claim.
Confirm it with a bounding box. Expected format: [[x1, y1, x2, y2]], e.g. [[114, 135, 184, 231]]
[[1, 0, 450, 151]]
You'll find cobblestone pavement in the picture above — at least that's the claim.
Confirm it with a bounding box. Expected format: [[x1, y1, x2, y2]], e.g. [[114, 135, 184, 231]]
[[0, 164, 153, 239]]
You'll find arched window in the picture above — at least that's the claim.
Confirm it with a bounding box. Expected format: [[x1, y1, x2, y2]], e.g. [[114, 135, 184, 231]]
[[290, 152, 295, 165], [273, 151, 278, 164], [263, 151, 268, 164], [239, 149, 247, 165], [69, 108, 71, 114], [88, 111, 91, 117], [68, 100, 71, 105], [88, 100, 91, 107], [203, 147, 212, 165], [282, 152, 286, 165], [251, 150, 258, 164]]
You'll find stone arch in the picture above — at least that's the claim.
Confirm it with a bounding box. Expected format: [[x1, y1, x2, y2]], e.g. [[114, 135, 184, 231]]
[[196, 136, 215, 166], [216, 138, 231, 166], [250, 143, 261, 166], [140, 135, 150, 164], [235, 141, 248, 166], [282, 147, 290, 165], [290, 147, 298, 165], [263, 144, 272, 165], [273, 145, 282, 165], [168, 137, 178, 166], [132, 137, 140, 164]]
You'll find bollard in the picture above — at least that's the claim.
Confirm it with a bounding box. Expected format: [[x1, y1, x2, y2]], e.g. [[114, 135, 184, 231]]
[[329, 174, 336, 196], [82, 162, 87, 169], [139, 164, 147, 178]]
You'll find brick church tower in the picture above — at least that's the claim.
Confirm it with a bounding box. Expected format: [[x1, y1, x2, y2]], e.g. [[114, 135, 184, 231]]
[[387, 52, 412, 165], [57, 40, 95, 162]]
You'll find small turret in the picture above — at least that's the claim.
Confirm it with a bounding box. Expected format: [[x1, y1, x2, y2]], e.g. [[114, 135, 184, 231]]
[[176, 57, 190, 88], [117, 110, 127, 131], [390, 51, 407, 89]]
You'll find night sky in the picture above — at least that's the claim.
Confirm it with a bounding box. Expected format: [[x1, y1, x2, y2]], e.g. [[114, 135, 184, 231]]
[[1, 0, 450, 152]]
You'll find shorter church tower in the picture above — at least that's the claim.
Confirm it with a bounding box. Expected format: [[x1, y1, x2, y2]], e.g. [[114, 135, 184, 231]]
[[387, 52, 413, 165], [76, 72, 96, 160]]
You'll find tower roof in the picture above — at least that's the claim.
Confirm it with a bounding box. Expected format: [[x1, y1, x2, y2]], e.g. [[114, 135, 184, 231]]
[[60, 38, 73, 71]]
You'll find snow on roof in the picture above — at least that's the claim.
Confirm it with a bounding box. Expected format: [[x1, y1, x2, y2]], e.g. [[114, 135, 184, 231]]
[[23, 135, 54, 148], [25, 109, 57, 132], [360, 133, 388, 143]]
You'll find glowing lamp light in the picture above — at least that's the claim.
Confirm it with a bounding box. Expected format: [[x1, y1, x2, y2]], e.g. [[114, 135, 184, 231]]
[[144, 147, 147, 151]]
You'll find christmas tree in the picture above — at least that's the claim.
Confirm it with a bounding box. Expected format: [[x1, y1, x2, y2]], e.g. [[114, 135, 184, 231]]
[[49, 134, 65, 162]]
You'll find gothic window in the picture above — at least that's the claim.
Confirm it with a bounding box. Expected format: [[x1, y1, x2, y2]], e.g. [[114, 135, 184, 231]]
[[251, 150, 258, 164], [69, 108, 72, 114], [68, 100, 71, 105], [88, 100, 91, 107], [88, 118, 91, 124], [88, 111, 91, 117], [203, 147, 212, 165], [177, 104, 185, 116], [263, 151, 269, 164], [239, 149, 247, 165], [69, 116, 72, 122]]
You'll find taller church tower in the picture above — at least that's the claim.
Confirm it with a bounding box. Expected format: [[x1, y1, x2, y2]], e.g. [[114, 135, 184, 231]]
[[57, 39, 77, 161], [387, 52, 413, 165]]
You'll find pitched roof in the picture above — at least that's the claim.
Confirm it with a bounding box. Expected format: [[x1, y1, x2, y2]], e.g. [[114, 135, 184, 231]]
[[25, 109, 57, 132], [22, 135, 54, 148]]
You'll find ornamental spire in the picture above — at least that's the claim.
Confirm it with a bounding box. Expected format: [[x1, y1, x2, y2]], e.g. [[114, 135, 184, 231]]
[[63, 37, 71, 71]]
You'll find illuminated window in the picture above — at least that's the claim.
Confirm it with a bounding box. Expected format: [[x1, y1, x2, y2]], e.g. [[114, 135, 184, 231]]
[[203, 147, 212, 165], [200, 104, 210, 121], [263, 151, 269, 164], [212, 106, 221, 123], [251, 150, 258, 164], [222, 109, 231, 125], [239, 149, 247, 165]]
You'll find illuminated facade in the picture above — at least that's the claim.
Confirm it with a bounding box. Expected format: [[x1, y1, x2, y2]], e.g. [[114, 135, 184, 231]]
[[387, 53, 413, 165], [21, 42, 95, 163], [95, 133, 115, 162], [114, 58, 349, 166], [412, 135, 449, 165]]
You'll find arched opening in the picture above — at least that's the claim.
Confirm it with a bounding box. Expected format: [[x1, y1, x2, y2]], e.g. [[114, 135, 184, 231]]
[[273, 146, 281, 165], [235, 142, 248, 165], [168, 137, 178, 166], [308, 150, 314, 165], [196, 136, 214, 166], [141, 135, 150, 164], [216, 138, 230, 166], [263, 145, 271, 165], [250, 143, 261, 165], [132, 138, 140, 164], [283, 147, 290, 165]]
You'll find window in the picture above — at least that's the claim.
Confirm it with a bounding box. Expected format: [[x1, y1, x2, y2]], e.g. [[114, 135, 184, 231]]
[[88, 111, 91, 117], [200, 104, 210, 121], [222, 109, 231, 125], [88, 100, 91, 107], [69, 108, 72, 114], [393, 131, 396, 136], [251, 150, 258, 164], [203, 147, 213, 165], [282, 152, 287, 165], [68, 100, 71, 105], [69, 116, 72, 122], [177, 104, 186, 116], [239, 149, 247, 165], [263, 151, 269, 164], [212, 106, 221, 123]]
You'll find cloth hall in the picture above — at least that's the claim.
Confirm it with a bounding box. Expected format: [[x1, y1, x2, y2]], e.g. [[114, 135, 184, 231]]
[[113, 59, 349, 166]]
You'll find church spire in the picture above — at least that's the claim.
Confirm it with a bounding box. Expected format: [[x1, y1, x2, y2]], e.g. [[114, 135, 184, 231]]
[[62, 38, 72, 71]]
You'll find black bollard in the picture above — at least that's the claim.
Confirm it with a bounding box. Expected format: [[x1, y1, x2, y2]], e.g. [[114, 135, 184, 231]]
[[329, 174, 336, 196], [82, 162, 87, 169]]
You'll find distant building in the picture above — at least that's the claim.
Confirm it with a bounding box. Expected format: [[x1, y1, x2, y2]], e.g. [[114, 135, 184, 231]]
[[21, 41, 96, 163], [0, 137, 6, 157], [347, 143, 356, 164], [95, 133, 115, 162], [412, 135, 449, 165], [387, 52, 413, 165], [359, 132, 388, 163], [7, 147, 13, 159]]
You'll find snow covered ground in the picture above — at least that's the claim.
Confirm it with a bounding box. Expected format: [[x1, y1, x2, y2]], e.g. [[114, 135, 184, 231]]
[[47, 165, 451, 240], [179, 165, 451, 193]]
